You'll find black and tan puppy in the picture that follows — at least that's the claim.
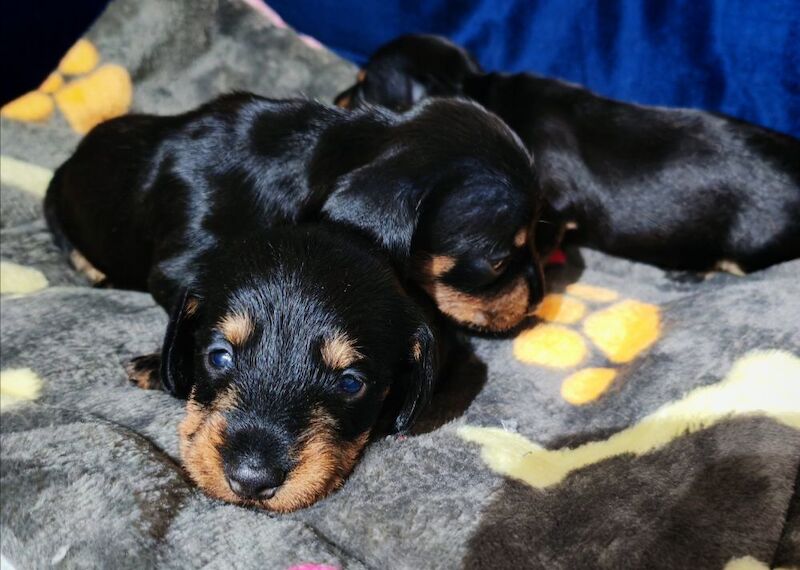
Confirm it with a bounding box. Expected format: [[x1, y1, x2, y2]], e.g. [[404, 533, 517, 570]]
[[338, 34, 800, 273], [44, 91, 539, 509], [47, 93, 541, 331], [47, 174, 438, 511]]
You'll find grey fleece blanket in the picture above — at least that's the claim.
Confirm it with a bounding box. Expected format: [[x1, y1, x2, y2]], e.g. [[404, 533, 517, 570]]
[[1, 1, 799, 568]]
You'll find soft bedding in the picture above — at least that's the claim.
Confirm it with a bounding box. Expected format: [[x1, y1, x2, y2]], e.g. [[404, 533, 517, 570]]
[[1, 1, 798, 568]]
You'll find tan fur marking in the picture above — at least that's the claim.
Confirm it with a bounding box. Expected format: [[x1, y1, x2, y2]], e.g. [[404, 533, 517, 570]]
[[357, 69, 366, 82], [421, 275, 530, 332], [124, 359, 160, 390], [179, 400, 369, 513], [69, 249, 106, 284], [211, 387, 239, 413], [335, 95, 351, 109], [268, 409, 368, 513], [717, 259, 746, 276], [423, 255, 456, 278], [513, 227, 528, 248], [218, 312, 253, 346], [179, 399, 239, 504], [321, 332, 363, 370]]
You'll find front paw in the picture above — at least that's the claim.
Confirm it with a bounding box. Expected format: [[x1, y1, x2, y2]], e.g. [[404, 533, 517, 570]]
[[125, 353, 162, 390]]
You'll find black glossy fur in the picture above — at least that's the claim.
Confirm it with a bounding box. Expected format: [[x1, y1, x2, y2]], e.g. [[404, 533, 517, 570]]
[[46, 93, 542, 331], [339, 34, 800, 272], [47, 163, 438, 510]]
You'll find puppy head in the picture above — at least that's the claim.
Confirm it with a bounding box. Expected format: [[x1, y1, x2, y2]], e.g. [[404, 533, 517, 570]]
[[324, 99, 543, 332], [413, 179, 543, 333], [335, 34, 480, 111], [162, 226, 437, 512], [410, 102, 546, 332]]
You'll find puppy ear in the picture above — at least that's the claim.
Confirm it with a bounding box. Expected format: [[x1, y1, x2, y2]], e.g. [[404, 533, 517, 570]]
[[322, 166, 429, 262], [386, 74, 428, 109], [393, 322, 439, 434], [159, 289, 199, 399], [369, 68, 429, 111], [407, 77, 428, 105]]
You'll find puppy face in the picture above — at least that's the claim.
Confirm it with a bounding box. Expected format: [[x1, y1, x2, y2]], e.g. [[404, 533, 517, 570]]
[[163, 227, 437, 512], [404, 103, 545, 332], [323, 99, 544, 332], [414, 170, 543, 332], [335, 34, 477, 111]]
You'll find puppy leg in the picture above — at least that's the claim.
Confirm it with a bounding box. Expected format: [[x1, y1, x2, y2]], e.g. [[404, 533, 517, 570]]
[[715, 259, 746, 276], [125, 353, 163, 390], [69, 249, 108, 285]]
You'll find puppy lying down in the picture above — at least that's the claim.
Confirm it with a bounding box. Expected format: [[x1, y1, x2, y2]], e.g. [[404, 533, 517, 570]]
[[48, 93, 544, 332], [47, 181, 437, 512], [44, 92, 545, 510], [339, 34, 800, 273]]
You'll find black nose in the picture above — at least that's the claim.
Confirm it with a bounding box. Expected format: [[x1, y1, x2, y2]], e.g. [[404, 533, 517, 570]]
[[225, 459, 286, 500]]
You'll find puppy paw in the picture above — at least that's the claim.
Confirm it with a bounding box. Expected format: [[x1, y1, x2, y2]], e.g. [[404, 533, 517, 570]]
[[69, 249, 107, 285], [125, 354, 162, 390]]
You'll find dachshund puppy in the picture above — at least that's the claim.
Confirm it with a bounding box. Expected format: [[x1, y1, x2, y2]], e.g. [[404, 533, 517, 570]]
[[47, 162, 438, 511], [46, 93, 542, 331], [338, 34, 800, 273]]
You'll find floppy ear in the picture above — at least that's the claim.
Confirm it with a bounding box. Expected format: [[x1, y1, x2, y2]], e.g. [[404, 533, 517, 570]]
[[407, 77, 429, 105], [393, 322, 439, 434], [159, 289, 199, 399], [363, 68, 429, 111], [322, 165, 429, 263], [385, 74, 429, 110]]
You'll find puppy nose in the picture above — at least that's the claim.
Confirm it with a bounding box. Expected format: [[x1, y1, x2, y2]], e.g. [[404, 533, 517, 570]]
[[226, 460, 285, 500]]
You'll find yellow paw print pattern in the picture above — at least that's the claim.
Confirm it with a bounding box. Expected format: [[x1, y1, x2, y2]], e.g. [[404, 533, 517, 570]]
[[514, 284, 661, 405], [0, 368, 43, 411], [1, 39, 132, 134], [460, 350, 800, 488], [0, 260, 49, 295]]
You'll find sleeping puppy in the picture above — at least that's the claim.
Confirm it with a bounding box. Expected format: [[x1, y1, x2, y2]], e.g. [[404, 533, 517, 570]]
[[46, 162, 438, 511], [338, 34, 800, 273], [46, 93, 542, 331]]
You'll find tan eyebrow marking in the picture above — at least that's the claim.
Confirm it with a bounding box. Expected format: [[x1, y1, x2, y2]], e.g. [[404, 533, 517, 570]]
[[320, 332, 363, 370], [514, 227, 528, 248], [218, 312, 254, 346], [357, 69, 367, 82]]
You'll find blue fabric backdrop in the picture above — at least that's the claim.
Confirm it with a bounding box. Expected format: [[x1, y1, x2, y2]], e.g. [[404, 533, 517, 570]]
[[268, 0, 800, 138]]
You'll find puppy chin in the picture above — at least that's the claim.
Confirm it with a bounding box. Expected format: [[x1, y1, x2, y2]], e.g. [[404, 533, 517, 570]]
[[179, 400, 370, 512], [422, 275, 531, 332]]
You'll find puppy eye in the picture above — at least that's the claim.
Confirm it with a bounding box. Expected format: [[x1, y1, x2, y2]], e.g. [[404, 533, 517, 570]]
[[337, 371, 366, 397], [490, 256, 510, 274], [208, 348, 234, 370]]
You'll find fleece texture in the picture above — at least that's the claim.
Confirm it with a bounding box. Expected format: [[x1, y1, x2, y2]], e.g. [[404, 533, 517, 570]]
[[1, 1, 799, 568]]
